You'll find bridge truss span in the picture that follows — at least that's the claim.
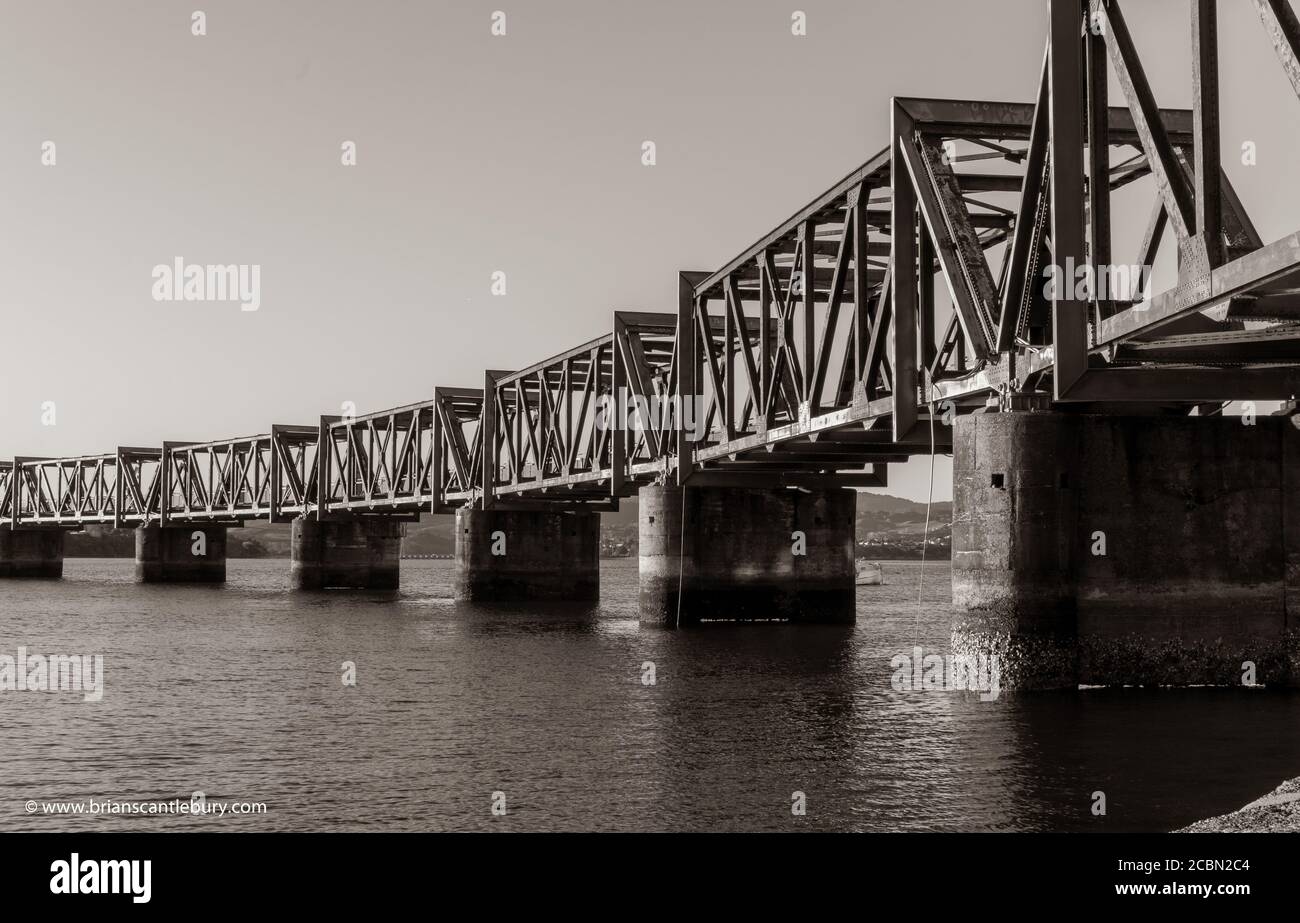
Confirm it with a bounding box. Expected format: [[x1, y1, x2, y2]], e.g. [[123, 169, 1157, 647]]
[[2, 450, 161, 529], [317, 402, 436, 517], [9, 0, 1300, 530]]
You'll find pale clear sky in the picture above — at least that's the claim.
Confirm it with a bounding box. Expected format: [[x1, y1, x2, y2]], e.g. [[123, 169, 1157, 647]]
[[2, 0, 1298, 501]]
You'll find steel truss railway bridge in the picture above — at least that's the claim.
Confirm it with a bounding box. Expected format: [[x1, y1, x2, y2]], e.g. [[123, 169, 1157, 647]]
[[6, 1, 1300, 688]]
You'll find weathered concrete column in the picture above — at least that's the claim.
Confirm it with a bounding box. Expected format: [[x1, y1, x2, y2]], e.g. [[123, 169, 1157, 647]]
[[135, 524, 227, 583], [952, 412, 1300, 689], [950, 413, 1080, 689], [0, 528, 65, 579], [453, 507, 599, 601], [639, 485, 856, 628], [291, 517, 402, 590]]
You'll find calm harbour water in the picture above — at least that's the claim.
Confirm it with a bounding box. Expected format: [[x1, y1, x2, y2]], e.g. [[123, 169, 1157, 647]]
[[2, 557, 1299, 832]]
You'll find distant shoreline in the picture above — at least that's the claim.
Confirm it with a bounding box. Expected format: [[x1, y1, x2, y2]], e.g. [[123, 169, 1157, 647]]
[[63, 552, 952, 563]]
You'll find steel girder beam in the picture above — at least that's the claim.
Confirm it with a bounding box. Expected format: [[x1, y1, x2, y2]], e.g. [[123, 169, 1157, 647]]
[[1066, 366, 1300, 402], [897, 131, 998, 363], [1097, 232, 1300, 346], [1252, 0, 1300, 101], [1113, 326, 1300, 364], [890, 96, 1194, 145]]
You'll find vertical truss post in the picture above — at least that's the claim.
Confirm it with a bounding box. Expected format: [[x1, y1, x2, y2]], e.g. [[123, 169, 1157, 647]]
[[159, 442, 177, 526], [611, 313, 627, 499], [562, 358, 574, 479], [1193, 0, 1224, 267], [851, 183, 871, 405], [676, 271, 707, 485], [411, 410, 423, 505], [800, 220, 815, 414], [13, 459, 30, 528], [918, 227, 936, 382], [431, 393, 445, 514], [1000, 43, 1050, 354], [723, 286, 736, 437], [5, 462, 16, 529], [314, 418, 334, 520], [481, 371, 501, 510], [890, 100, 919, 438], [511, 381, 523, 488], [269, 426, 284, 523], [758, 254, 773, 429], [113, 449, 126, 529], [1049, 0, 1089, 398], [1086, 17, 1112, 323]]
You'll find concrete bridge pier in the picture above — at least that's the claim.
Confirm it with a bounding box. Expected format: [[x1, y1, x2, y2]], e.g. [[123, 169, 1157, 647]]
[[0, 527, 65, 578], [638, 485, 856, 628], [291, 516, 402, 590], [135, 524, 227, 583], [453, 507, 600, 601], [951, 411, 1300, 690]]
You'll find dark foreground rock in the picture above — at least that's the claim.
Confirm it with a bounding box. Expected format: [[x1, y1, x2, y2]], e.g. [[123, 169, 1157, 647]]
[[1179, 778, 1300, 832]]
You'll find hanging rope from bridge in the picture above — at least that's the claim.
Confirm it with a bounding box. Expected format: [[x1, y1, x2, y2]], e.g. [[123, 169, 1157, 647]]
[[914, 403, 937, 643]]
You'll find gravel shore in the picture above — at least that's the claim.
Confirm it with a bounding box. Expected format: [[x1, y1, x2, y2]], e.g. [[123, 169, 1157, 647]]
[[1179, 778, 1300, 832]]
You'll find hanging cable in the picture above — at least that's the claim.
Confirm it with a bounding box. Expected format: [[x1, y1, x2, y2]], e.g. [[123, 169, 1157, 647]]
[[675, 480, 686, 629], [914, 403, 937, 641]]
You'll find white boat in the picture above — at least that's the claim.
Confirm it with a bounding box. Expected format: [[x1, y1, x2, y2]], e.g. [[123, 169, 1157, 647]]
[[855, 561, 884, 586]]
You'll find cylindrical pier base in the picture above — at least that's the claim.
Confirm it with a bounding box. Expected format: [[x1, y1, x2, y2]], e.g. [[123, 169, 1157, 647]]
[[0, 528, 65, 579], [135, 525, 227, 583], [952, 412, 1300, 689], [638, 485, 856, 628], [950, 412, 1080, 689], [290, 517, 402, 590], [453, 507, 600, 601]]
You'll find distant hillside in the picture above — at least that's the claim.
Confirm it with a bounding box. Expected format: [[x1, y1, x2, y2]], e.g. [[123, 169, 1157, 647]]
[[856, 493, 952, 537], [61, 490, 950, 559], [398, 490, 950, 551], [65, 524, 282, 558], [401, 518, 455, 556], [240, 519, 457, 557], [592, 490, 951, 549], [857, 491, 951, 516], [235, 521, 293, 556]]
